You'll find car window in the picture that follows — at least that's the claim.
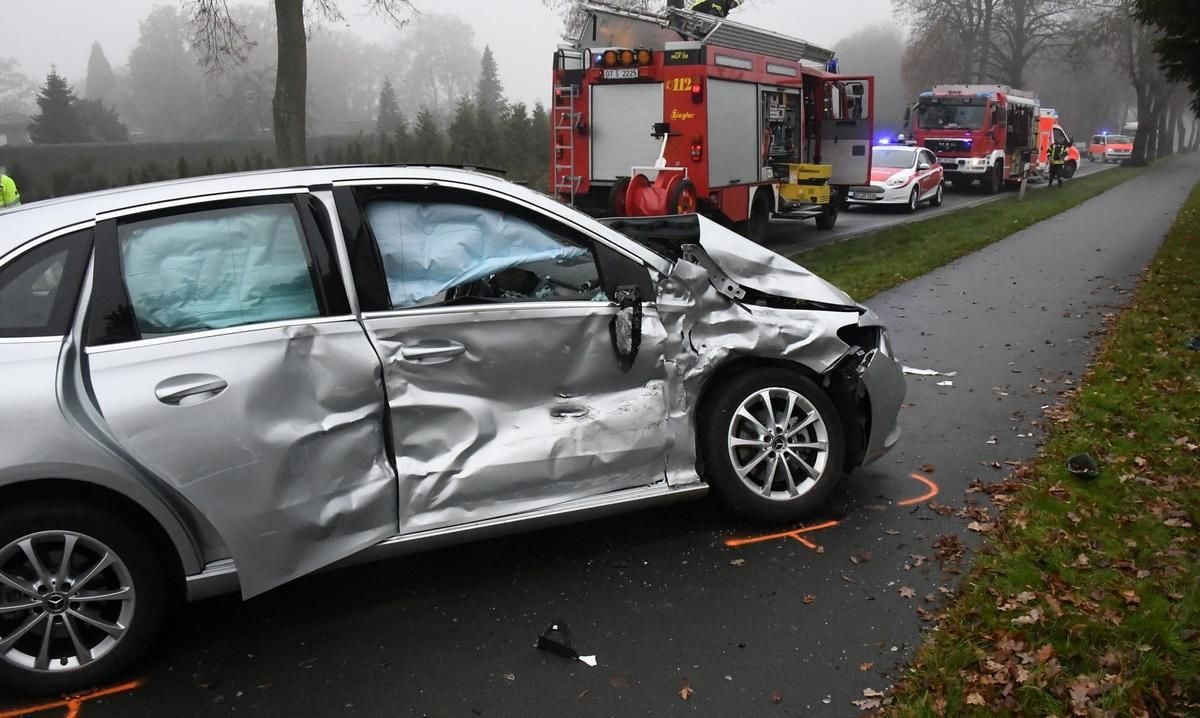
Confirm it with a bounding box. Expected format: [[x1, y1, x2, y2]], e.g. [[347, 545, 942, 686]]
[[361, 196, 605, 309], [0, 231, 91, 338], [919, 150, 935, 166], [117, 203, 320, 337], [1092, 135, 1103, 144]]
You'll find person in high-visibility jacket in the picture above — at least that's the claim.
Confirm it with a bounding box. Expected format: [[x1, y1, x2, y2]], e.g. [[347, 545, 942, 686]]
[[1048, 142, 1069, 188], [0, 167, 20, 209], [690, 0, 740, 18]]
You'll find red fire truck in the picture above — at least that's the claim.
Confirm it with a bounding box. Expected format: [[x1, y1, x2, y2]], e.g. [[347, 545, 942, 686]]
[[908, 84, 1039, 194], [550, 2, 874, 238]]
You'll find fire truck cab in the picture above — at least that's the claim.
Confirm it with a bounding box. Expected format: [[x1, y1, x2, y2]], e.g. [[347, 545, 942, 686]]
[[551, 2, 874, 239], [909, 84, 1038, 194]]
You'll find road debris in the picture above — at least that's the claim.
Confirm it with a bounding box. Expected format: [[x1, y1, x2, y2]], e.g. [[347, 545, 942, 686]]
[[1066, 452, 1100, 479], [535, 622, 597, 667], [679, 678, 695, 701], [936, 380, 955, 387], [902, 366, 958, 377]]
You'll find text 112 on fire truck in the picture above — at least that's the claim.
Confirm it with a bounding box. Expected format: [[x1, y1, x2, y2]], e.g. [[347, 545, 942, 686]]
[[551, 1, 875, 240]]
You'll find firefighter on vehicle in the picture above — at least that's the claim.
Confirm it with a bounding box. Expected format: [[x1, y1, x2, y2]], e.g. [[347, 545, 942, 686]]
[[689, 0, 740, 18], [1048, 141, 1069, 187]]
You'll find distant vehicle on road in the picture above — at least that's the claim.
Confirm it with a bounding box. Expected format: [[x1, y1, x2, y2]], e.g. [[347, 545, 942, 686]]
[[1036, 108, 1080, 179], [0, 165, 905, 695], [1088, 134, 1133, 163], [847, 145, 944, 212]]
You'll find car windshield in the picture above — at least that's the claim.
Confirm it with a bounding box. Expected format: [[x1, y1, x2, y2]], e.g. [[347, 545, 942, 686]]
[[918, 103, 986, 130], [873, 149, 916, 169]]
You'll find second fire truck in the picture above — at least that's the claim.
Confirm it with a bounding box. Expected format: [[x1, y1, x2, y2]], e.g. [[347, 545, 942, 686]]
[[550, 2, 874, 238], [908, 84, 1039, 194]]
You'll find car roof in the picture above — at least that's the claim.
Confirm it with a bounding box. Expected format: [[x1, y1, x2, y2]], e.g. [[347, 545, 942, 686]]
[[0, 165, 534, 259]]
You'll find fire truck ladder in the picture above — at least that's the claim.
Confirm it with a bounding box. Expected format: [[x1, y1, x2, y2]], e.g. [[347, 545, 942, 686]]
[[553, 85, 582, 206], [578, 1, 835, 67]]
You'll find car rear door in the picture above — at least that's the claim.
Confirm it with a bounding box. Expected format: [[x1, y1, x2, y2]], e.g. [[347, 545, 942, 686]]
[[81, 191, 396, 598], [334, 180, 674, 535]]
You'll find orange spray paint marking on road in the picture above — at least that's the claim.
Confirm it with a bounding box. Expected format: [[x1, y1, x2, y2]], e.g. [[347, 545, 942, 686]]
[[0, 678, 144, 718], [724, 520, 840, 549], [897, 472, 940, 506]]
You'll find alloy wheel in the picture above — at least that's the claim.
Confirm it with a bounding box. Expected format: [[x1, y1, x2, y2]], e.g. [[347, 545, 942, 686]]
[[726, 387, 830, 502], [0, 531, 135, 673]]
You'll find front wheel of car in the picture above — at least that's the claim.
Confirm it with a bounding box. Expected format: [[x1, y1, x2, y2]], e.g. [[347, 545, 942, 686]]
[[929, 182, 944, 207], [0, 500, 170, 695], [906, 186, 920, 213], [700, 369, 846, 523]]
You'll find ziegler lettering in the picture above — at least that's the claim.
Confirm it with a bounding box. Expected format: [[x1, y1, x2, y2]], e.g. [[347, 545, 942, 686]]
[[670, 109, 697, 121]]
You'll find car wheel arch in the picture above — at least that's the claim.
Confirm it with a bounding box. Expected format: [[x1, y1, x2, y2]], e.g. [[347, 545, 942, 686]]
[[0, 477, 192, 598], [693, 355, 869, 477]]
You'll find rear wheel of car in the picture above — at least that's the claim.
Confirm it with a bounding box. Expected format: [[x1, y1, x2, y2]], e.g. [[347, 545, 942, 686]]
[[906, 186, 920, 213], [929, 181, 944, 207], [0, 500, 170, 695], [700, 369, 846, 522]]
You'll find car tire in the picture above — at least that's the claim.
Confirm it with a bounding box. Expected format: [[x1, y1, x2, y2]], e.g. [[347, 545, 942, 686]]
[[929, 182, 944, 207], [906, 186, 920, 213], [0, 500, 171, 695], [699, 368, 846, 523]]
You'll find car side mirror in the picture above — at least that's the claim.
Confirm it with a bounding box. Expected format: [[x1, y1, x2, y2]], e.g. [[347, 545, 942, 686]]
[[918, 162, 931, 171]]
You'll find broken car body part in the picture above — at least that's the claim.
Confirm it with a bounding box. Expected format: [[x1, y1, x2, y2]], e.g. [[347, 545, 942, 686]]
[[0, 167, 904, 694]]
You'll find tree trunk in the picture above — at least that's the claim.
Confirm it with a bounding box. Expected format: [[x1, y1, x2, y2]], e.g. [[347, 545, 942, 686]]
[[273, 0, 307, 167], [1131, 86, 1153, 165]]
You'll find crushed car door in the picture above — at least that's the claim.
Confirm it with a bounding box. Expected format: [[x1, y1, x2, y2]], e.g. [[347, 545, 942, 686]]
[[335, 181, 675, 534], [819, 76, 874, 187], [81, 194, 396, 598]]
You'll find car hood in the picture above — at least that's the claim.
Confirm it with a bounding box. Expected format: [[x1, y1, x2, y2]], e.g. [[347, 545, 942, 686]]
[[692, 216, 857, 306], [870, 167, 907, 183]]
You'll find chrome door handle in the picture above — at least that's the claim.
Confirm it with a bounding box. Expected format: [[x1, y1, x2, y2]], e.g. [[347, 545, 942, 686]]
[[399, 340, 466, 364], [155, 374, 228, 406]]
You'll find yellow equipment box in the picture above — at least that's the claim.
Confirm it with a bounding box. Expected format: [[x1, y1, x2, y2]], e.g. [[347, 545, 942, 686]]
[[778, 163, 832, 205]]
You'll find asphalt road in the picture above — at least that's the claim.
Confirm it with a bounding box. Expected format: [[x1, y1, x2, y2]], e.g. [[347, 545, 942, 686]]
[[764, 160, 1115, 256], [1, 156, 1194, 718]]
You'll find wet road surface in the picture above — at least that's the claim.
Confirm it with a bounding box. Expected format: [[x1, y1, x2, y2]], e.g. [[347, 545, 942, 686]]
[[1, 157, 1194, 717]]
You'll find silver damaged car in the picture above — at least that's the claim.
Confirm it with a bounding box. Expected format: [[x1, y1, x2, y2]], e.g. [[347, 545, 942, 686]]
[[0, 167, 905, 693]]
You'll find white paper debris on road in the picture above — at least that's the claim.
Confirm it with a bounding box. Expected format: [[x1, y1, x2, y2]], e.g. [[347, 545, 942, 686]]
[[903, 366, 959, 377], [936, 381, 954, 387]]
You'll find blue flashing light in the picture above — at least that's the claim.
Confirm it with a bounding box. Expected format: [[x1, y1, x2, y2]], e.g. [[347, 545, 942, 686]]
[[878, 137, 891, 145], [826, 58, 839, 74]]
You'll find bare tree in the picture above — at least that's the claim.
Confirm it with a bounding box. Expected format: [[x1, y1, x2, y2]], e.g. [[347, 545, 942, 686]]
[[186, 0, 415, 167], [990, 0, 1072, 86], [895, 0, 1001, 84]]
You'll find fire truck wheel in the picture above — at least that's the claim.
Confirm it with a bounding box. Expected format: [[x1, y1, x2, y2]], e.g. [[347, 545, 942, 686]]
[[746, 190, 771, 242], [1063, 160, 1077, 179], [986, 165, 1004, 194], [930, 182, 944, 207], [667, 179, 698, 215], [815, 201, 838, 230], [905, 186, 920, 213], [609, 178, 630, 216]]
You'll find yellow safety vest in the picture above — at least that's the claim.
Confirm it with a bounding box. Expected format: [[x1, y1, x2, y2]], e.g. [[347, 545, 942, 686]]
[[0, 174, 19, 207]]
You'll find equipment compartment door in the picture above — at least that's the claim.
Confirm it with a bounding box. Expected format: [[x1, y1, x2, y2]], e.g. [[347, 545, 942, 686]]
[[592, 83, 665, 181], [819, 76, 874, 186]]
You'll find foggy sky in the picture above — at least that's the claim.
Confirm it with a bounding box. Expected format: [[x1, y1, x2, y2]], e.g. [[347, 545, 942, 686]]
[[5, 0, 898, 105]]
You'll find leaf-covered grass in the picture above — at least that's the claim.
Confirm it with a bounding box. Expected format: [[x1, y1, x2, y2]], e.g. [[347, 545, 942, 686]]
[[793, 166, 1149, 301], [885, 181, 1200, 717]]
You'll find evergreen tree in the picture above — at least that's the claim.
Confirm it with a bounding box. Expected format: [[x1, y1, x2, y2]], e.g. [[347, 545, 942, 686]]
[[412, 108, 446, 164], [503, 102, 533, 179], [376, 77, 403, 136], [78, 98, 130, 142], [393, 113, 410, 160], [447, 97, 480, 164], [29, 68, 88, 144], [529, 102, 551, 191], [475, 46, 505, 119], [85, 42, 118, 103]]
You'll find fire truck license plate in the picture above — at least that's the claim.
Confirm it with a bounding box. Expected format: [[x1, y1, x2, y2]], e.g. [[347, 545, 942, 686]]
[[602, 69, 639, 80]]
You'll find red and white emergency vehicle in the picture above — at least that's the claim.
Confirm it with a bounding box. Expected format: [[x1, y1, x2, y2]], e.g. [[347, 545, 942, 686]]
[[1036, 108, 1080, 177], [908, 84, 1039, 193], [550, 2, 874, 238]]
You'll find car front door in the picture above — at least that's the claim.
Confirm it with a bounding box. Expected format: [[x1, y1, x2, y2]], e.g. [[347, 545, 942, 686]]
[[81, 193, 396, 597], [334, 180, 674, 534], [917, 150, 941, 194]]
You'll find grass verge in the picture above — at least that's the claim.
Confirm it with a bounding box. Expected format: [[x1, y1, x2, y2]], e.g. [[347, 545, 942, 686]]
[[794, 166, 1149, 301], [884, 180, 1200, 716]]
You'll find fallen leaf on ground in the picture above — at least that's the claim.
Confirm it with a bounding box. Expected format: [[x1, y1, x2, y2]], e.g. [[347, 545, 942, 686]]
[[921, 464, 936, 473], [803, 594, 816, 604], [859, 662, 874, 672], [729, 558, 745, 566], [899, 586, 916, 599], [770, 690, 783, 704], [851, 698, 881, 710], [679, 680, 694, 701], [965, 692, 986, 706], [850, 552, 872, 564], [863, 687, 885, 698]]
